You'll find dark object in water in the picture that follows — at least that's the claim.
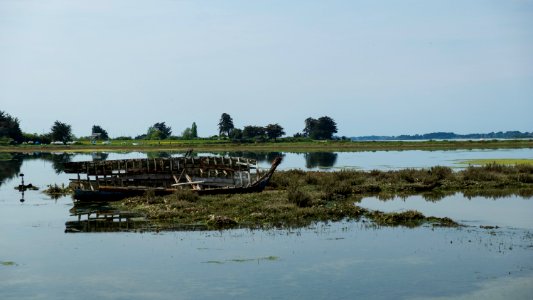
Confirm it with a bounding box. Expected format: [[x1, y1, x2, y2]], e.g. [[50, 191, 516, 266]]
[[15, 173, 38, 191], [64, 155, 282, 202], [15, 183, 38, 191]]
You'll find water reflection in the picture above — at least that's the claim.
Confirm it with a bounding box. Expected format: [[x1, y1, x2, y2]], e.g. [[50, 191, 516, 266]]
[[91, 152, 109, 161], [304, 152, 338, 169], [0, 153, 22, 186], [201, 151, 284, 164], [360, 193, 533, 229], [146, 151, 172, 159], [375, 189, 533, 202], [2, 150, 533, 300], [66, 202, 147, 233]]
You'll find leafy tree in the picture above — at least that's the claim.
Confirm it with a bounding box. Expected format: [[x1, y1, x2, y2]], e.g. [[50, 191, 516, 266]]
[[303, 116, 338, 140], [0, 110, 23, 143], [147, 122, 172, 140], [51, 121, 73, 144], [229, 128, 243, 140], [191, 122, 198, 138], [218, 113, 234, 137], [154, 122, 172, 139], [146, 127, 161, 140], [181, 127, 193, 139], [303, 117, 318, 138], [242, 125, 266, 140], [316, 116, 338, 140], [91, 125, 109, 140], [265, 123, 285, 140], [22, 132, 51, 144]]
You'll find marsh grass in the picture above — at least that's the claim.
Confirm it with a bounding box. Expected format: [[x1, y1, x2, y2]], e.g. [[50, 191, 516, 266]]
[[113, 164, 531, 230], [43, 183, 71, 199], [460, 159, 533, 166], [287, 188, 313, 207]]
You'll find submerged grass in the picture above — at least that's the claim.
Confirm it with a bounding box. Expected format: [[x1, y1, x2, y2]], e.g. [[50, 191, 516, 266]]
[[1, 261, 16, 266]]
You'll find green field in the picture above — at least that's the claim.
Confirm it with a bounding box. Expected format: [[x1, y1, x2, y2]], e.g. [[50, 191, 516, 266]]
[[1, 139, 532, 153]]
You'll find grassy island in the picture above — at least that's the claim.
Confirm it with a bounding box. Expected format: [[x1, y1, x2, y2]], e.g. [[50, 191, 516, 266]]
[[110, 163, 533, 230]]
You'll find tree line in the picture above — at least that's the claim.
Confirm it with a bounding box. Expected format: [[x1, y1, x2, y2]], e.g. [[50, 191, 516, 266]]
[[352, 131, 533, 141], [0, 110, 339, 145]]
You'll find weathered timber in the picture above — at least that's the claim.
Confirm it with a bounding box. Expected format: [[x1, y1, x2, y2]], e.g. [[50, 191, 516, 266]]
[[64, 156, 282, 201], [63, 157, 256, 176]]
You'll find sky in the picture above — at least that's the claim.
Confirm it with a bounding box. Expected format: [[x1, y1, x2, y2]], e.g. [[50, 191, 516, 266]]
[[1, 0, 532, 138]]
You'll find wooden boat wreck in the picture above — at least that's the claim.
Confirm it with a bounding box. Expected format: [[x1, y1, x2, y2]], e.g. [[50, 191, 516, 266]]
[[63, 155, 282, 202]]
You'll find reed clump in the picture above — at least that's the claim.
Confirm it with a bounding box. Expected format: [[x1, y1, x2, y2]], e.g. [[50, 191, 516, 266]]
[[43, 183, 72, 199], [287, 187, 312, 207]]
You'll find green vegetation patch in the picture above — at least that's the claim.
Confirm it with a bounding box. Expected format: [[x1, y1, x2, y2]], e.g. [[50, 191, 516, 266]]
[[1, 261, 16, 266], [112, 164, 533, 230], [3, 139, 533, 153], [43, 183, 72, 199], [459, 159, 533, 166]]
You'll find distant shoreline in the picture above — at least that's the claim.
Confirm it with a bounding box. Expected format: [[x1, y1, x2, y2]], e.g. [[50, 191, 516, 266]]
[[1, 139, 532, 153]]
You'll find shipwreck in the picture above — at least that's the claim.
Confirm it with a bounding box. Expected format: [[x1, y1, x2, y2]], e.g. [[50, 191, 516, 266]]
[[63, 155, 282, 202]]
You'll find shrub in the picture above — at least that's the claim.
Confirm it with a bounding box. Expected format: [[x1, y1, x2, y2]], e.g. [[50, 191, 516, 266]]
[[288, 188, 312, 207], [429, 166, 453, 180]]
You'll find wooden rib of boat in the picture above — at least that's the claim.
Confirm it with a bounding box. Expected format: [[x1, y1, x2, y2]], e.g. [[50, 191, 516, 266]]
[[63, 156, 282, 202]]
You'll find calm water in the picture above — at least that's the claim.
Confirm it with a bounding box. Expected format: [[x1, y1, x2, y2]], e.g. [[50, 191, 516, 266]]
[[1, 150, 533, 299]]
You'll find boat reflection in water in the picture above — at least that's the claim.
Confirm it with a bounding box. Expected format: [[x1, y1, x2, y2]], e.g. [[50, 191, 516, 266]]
[[65, 202, 148, 233]]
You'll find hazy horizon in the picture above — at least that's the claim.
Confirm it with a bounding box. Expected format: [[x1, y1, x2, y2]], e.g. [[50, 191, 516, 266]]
[[1, 0, 532, 138]]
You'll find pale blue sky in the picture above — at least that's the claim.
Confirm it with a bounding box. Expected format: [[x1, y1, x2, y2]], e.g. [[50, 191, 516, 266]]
[[1, 0, 532, 138]]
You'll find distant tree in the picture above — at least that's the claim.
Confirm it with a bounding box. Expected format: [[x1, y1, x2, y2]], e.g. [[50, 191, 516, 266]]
[[113, 136, 132, 140], [303, 116, 338, 140], [154, 122, 172, 139], [146, 127, 160, 140], [265, 123, 285, 141], [191, 122, 198, 138], [316, 116, 338, 140], [51, 121, 72, 144], [293, 132, 304, 138], [147, 122, 172, 140], [0, 110, 23, 143], [91, 125, 109, 140], [229, 128, 243, 140], [303, 117, 318, 138], [242, 126, 266, 140], [23, 132, 52, 144], [218, 113, 234, 137], [181, 127, 193, 139]]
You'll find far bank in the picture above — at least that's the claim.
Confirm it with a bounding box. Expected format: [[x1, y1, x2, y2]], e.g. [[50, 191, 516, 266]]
[[1, 139, 532, 153]]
